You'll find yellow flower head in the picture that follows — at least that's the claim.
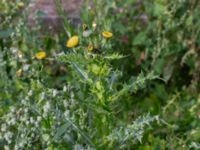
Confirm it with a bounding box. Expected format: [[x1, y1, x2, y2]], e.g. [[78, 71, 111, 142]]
[[16, 69, 22, 77], [87, 44, 94, 52], [102, 31, 113, 39], [35, 51, 46, 60], [66, 36, 79, 48]]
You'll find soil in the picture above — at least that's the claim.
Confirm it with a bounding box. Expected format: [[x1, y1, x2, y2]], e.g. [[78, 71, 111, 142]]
[[28, 0, 84, 33]]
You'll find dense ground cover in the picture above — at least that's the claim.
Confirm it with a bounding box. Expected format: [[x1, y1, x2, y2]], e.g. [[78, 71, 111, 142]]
[[0, 0, 200, 149]]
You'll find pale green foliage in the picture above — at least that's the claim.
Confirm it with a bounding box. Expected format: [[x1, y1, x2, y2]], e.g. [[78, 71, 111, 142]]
[[108, 114, 159, 148], [109, 71, 159, 102]]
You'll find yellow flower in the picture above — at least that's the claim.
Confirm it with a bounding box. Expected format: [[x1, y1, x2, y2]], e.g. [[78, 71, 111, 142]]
[[102, 31, 113, 38], [16, 69, 22, 77], [66, 36, 79, 48], [35, 51, 47, 60], [87, 44, 94, 52]]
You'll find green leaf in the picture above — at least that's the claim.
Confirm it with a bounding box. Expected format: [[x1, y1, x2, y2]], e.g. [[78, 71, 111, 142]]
[[54, 123, 70, 140], [163, 61, 175, 82], [133, 32, 146, 45], [186, 15, 193, 27], [153, 2, 165, 16]]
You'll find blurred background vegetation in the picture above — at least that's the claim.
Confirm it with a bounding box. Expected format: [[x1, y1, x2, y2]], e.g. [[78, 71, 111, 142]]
[[0, 0, 200, 149]]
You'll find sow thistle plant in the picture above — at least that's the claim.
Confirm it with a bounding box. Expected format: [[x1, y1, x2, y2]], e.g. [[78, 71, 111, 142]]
[[53, 11, 159, 148]]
